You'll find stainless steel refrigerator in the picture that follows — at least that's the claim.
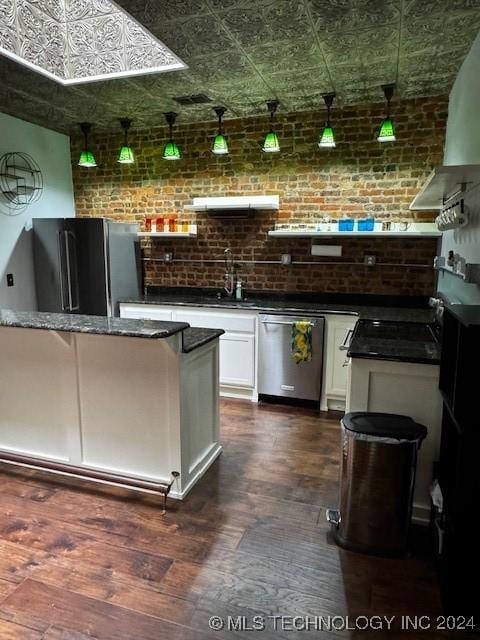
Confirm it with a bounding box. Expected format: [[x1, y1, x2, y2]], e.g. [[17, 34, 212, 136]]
[[33, 218, 141, 317]]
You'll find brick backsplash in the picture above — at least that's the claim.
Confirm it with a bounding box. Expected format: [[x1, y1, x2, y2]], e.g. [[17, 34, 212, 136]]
[[71, 95, 447, 296]]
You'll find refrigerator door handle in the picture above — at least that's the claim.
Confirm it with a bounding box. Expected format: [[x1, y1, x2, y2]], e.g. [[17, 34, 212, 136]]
[[64, 231, 80, 312], [57, 231, 69, 311]]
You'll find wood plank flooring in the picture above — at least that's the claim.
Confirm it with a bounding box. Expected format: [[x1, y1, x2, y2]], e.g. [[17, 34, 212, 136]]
[[0, 399, 452, 638]]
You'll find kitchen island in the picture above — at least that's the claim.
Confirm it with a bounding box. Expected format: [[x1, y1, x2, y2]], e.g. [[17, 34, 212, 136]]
[[0, 310, 223, 505]]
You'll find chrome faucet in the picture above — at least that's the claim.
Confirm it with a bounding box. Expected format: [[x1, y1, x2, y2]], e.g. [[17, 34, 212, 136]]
[[223, 248, 236, 297]]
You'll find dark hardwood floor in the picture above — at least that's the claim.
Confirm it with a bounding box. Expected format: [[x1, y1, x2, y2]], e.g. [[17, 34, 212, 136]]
[[0, 399, 454, 638]]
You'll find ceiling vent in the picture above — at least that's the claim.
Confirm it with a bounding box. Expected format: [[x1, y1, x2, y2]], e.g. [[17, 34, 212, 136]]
[[173, 94, 213, 105]]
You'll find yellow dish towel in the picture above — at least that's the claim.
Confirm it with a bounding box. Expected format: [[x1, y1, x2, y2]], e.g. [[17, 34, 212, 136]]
[[291, 320, 312, 364]]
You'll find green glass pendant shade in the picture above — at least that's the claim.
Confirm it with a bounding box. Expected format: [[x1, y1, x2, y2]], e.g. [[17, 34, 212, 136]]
[[262, 130, 280, 153], [212, 133, 229, 155], [78, 149, 97, 167], [162, 140, 181, 160], [377, 117, 396, 142], [118, 145, 135, 164], [319, 125, 336, 148]]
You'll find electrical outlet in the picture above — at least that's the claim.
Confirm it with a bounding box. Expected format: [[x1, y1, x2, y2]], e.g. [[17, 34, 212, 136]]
[[364, 255, 376, 266], [6, 273, 14, 287]]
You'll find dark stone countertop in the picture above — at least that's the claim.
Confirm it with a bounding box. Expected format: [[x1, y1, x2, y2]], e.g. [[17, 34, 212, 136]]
[[120, 288, 435, 323], [347, 320, 441, 365], [182, 327, 225, 353], [0, 310, 189, 340]]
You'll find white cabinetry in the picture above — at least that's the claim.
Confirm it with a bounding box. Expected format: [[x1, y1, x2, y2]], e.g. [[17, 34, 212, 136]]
[[321, 316, 357, 411], [174, 309, 257, 399], [120, 304, 258, 401], [219, 334, 255, 388], [120, 304, 358, 408], [347, 357, 442, 524]]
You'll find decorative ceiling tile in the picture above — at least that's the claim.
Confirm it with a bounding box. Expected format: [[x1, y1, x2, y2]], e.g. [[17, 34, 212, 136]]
[[245, 40, 323, 74], [220, 0, 310, 48], [27, 0, 65, 22], [126, 44, 156, 70], [0, 23, 17, 53], [124, 13, 155, 47], [188, 49, 252, 84], [69, 53, 98, 79], [0, 0, 185, 84], [0, 0, 16, 28], [67, 19, 96, 56], [95, 50, 124, 74], [94, 13, 124, 52], [0, 0, 478, 132], [267, 67, 331, 93], [153, 15, 235, 59], [65, 0, 114, 21], [309, 0, 402, 33]]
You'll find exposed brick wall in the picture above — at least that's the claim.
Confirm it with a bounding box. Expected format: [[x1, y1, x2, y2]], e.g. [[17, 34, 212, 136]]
[[71, 95, 447, 296]]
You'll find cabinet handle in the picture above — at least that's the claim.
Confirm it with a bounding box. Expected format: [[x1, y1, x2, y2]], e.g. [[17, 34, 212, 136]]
[[339, 328, 354, 351]]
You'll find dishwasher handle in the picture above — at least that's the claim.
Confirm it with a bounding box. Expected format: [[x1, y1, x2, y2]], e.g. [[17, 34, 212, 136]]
[[260, 319, 318, 327], [339, 328, 354, 351]]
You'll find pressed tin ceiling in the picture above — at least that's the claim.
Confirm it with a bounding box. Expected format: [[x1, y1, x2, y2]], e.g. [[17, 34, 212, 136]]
[[0, 0, 479, 133], [0, 0, 185, 83]]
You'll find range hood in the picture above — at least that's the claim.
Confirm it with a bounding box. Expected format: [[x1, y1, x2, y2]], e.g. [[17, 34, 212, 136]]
[[184, 195, 279, 218]]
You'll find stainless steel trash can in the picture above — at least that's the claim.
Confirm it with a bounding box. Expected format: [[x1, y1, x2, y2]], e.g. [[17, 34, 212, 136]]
[[327, 412, 427, 556]]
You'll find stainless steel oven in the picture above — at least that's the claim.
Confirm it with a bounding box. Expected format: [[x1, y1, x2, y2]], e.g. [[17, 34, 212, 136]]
[[258, 313, 325, 402]]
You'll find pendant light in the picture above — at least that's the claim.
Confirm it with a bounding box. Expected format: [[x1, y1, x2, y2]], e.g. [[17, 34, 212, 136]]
[[318, 92, 336, 148], [78, 122, 97, 168], [377, 83, 396, 142], [118, 117, 135, 164], [212, 106, 229, 155], [262, 100, 280, 153], [162, 112, 181, 160]]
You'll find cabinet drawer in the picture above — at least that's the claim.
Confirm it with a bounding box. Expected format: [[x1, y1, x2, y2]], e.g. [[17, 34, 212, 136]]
[[174, 309, 256, 333], [219, 333, 255, 388], [120, 304, 173, 322]]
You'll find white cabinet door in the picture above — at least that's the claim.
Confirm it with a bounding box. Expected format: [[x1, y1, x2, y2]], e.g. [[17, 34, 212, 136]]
[[174, 309, 256, 390], [324, 317, 357, 406], [120, 304, 173, 321], [219, 333, 255, 388]]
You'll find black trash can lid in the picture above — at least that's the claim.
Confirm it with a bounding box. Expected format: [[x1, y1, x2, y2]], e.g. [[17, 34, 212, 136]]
[[342, 412, 427, 441]]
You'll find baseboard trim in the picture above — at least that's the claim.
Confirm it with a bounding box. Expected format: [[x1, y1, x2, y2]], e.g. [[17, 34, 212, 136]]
[[170, 442, 223, 500]]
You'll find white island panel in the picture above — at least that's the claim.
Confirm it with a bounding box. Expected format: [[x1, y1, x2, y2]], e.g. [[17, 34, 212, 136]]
[[76, 333, 181, 484], [0, 328, 80, 462]]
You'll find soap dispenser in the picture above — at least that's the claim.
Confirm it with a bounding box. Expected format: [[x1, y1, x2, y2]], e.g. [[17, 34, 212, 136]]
[[235, 279, 243, 301]]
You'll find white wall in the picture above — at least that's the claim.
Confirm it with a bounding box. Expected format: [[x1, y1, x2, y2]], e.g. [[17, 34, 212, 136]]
[[441, 31, 480, 303], [0, 113, 75, 310]]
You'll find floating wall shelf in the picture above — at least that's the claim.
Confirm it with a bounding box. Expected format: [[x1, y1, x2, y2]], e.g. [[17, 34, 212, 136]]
[[268, 226, 441, 239], [435, 256, 480, 285], [410, 165, 480, 211], [138, 225, 197, 238]]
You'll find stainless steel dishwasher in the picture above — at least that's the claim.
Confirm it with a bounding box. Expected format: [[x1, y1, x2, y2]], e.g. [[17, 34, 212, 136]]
[[258, 313, 325, 402]]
